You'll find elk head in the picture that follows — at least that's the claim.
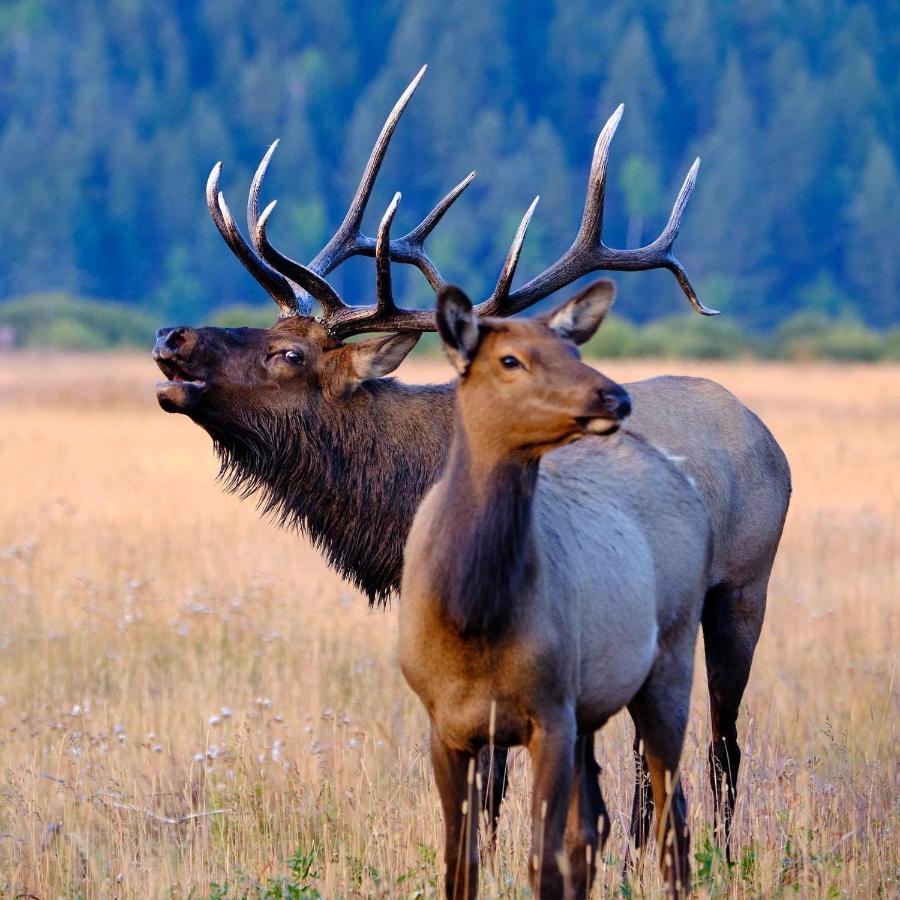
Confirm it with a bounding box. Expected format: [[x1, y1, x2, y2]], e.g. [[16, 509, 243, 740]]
[[154, 317, 418, 424], [436, 280, 632, 459], [154, 66, 713, 430]]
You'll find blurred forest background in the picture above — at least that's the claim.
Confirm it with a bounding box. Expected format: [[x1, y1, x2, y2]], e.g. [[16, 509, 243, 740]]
[[0, 0, 898, 358]]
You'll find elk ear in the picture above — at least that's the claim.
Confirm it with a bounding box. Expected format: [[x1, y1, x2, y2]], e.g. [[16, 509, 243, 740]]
[[436, 285, 481, 374], [347, 332, 421, 382], [545, 279, 616, 345]]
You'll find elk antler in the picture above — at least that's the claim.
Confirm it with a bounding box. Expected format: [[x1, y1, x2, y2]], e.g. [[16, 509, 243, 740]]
[[207, 68, 715, 339], [206, 162, 301, 317], [207, 65, 472, 331], [474, 104, 716, 320]]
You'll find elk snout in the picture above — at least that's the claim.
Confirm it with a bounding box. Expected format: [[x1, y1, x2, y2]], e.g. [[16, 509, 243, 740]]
[[153, 326, 208, 413], [600, 385, 631, 420], [154, 326, 198, 359], [577, 384, 631, 436]]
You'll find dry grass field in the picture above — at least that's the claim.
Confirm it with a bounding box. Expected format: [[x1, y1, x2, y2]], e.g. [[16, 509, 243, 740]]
[[0, 352, 897, 898]]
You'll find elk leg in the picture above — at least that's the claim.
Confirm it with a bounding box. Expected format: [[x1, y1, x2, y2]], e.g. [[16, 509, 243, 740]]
[[701, 577, 767, 859], [628, 644, 694, 897], [477, 744, 509, 855], [430, 724, 480, 900], [527, 708, 577, 899], [564, 733, 608, 898], [626, 724, 655, 863]]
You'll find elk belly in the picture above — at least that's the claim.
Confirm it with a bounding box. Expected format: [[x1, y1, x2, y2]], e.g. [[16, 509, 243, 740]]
[[583, 561, 659, 723], [575, 616, 659, 728], [534, 495, 661, 727]]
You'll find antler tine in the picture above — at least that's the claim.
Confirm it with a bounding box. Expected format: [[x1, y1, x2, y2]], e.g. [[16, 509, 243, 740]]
[[248, 140, 345, 316], [206, 162, 300, 317], [255, 200, 344, 317], [404, 171, 476, 246], [311, 65, 427, 275], [577, 103, 623, 250], [398, 170, 477, 290], [653, 158, 718, 316], [666, 256, 713, 315], [657, 157, 700, 250], [247, 138, 279, 240], [478, 196, 540, 317], [375, 193, 401, 314]]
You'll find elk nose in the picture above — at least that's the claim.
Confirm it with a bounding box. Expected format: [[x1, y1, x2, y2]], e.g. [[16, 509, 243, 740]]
[[154, 326, 197, 358], [600, 385, 631, 420]]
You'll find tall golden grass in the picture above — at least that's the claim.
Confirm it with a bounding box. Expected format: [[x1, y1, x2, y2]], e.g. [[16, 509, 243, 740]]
[[0, 352, 896, 897]]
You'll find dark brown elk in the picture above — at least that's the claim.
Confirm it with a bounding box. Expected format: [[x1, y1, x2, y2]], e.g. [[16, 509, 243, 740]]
[[153, 68, 790, 855], [399, 284, 711, 898]]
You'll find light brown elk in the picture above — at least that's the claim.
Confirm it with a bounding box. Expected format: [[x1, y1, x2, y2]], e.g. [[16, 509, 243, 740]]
[[399, 284, 712, 898], [153, 68, 790, 853]]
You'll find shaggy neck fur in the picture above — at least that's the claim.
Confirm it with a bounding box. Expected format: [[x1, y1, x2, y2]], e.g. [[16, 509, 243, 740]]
[[427, 427, 539, 637], [206, 378, 454, 604]]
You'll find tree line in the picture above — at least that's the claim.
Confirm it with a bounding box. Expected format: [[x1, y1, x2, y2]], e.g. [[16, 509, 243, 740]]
[[3, 292, 898, 361]]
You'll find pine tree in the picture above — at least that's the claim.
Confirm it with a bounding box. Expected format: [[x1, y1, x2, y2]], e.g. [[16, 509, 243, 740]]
[[683, 53, 774, 325], [599, 18, 664, 159], [846, 139, 900, 326]]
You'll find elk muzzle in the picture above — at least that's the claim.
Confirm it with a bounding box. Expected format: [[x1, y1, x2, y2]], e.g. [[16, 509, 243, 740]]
[[154, 327, 207, 413], [577, 384, 632, 435]]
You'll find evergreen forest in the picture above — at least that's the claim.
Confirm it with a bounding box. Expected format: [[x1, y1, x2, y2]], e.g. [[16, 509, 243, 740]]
[[1, 0, 897, 338]]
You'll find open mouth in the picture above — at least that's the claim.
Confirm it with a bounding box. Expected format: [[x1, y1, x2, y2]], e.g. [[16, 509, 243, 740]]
[[154, 357, 207, 412], [155, 358, 207, 391]]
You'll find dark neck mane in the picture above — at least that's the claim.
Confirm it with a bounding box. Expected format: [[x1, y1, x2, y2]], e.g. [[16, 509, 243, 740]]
[[206, 379, 454, 604], [427, 431, 538, 637]]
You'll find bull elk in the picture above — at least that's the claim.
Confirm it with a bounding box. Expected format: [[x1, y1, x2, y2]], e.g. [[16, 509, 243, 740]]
[[400, 284, 712, 898], [153, 68, 790, 854]]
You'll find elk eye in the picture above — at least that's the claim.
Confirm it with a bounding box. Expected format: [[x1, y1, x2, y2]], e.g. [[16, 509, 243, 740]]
[[500, 355, 522, 369], [284, 350, 303, 364]]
